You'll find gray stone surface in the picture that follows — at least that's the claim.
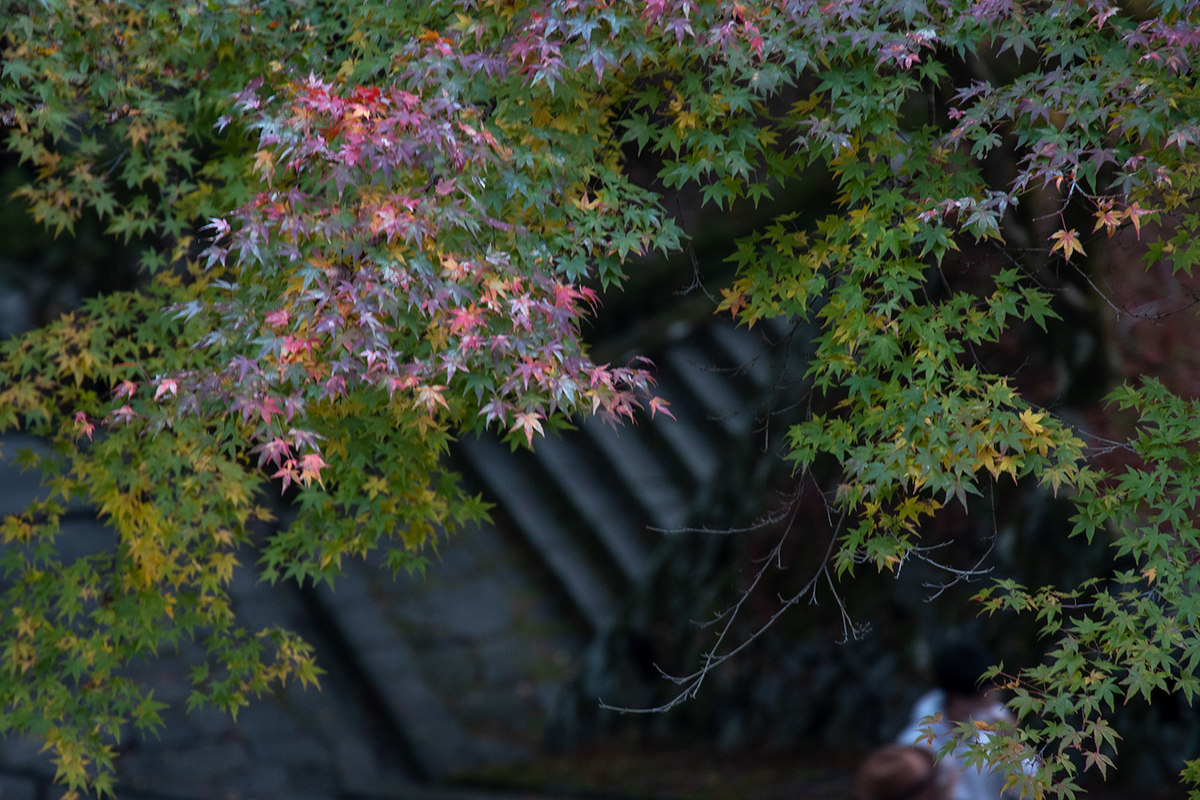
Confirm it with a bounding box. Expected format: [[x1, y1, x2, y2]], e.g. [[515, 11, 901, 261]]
[[103, 568, 416, 800], [0, 774, 37, 800], [329, 521, 587, 776], [0, 434, 53, 518], [0, 288, 35, 339]]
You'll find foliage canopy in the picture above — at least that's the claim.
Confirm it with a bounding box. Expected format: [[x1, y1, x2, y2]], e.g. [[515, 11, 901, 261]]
[[3, 0, 1200, 796]]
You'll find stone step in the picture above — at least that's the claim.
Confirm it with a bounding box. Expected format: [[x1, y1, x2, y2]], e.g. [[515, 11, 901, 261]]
[[578, 415, 689, 533], [639, 376, 722, 493], [456, 433, 620, 635], [660, 340, 756, 439], [528, 433, 653, 588], [306, 574, 479, 782], [349, 519, 585, 775], [706, 321, 778, 392]]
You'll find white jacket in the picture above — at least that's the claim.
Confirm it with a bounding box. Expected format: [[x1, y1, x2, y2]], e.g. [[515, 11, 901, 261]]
[[895, 689, 1037, 800]]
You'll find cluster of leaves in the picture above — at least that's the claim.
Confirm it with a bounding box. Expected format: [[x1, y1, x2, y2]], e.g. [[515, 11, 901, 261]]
[[4, 0, 1200, 796]]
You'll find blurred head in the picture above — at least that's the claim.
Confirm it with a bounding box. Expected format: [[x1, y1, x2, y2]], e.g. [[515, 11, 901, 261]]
[[933, 641, 1004, 723], [933, 641, 992, 697], [855, 745, 951, 800]]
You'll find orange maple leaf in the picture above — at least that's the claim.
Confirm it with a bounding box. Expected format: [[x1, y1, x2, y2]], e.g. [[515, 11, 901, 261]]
[[1092, 201, 1122, 235], [1126, 202, 1152, 239], [1049, 228, 1086, 261]]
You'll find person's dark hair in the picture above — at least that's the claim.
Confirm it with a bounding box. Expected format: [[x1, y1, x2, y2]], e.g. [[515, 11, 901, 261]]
[[933, 641, 992, 697], [855, 745, 943, 800]]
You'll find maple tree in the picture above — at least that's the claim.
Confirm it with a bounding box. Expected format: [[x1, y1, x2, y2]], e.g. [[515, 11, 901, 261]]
[[3, 0, 1200, 796]]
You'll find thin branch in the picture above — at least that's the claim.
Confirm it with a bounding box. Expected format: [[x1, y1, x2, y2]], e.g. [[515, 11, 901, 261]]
[[915, 482, 997, 600], [600, 506, 846, 715]]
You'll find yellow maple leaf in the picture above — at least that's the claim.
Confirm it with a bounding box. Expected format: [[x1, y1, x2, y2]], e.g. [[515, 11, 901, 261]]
[[126, 120, 151, 148], [717, 286, 747, 318], [1019, 408, 1046, 435]]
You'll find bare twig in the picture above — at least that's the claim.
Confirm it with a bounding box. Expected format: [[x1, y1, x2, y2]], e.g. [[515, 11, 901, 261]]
[[600, 504, 847, 715]]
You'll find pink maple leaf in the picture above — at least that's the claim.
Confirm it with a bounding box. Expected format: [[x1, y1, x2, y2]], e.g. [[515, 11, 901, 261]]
[[258, 396, 283, 426], [154, 378, 178, 401], [385, 375, 419, 397], [107, 404, 139, 426], [73, 411, 95, 442], [282, 334, 320, 357], [324, 374, 347, 398], [272, 459, 299, 493], [510, 411, 545, 446], [449, 304, 483, 334], [481, 398, 509, 428], [298, 452, 328, 488], [513, 356, 545, 389], [649, 396, 676, 421], [265, 308, 290, 327], [251, 437, 292, 469]]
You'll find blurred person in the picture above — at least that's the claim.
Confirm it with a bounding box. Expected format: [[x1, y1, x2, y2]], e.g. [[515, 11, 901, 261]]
[[895, 642, 1036, 800], [856, 744, 954, 800]]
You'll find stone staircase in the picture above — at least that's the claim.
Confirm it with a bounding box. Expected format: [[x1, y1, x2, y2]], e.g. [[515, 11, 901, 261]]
[[453, 315, 795, 640]]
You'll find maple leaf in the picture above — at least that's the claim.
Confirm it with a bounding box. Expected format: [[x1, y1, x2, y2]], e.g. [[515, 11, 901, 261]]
[[385, 375, 419, 397], [717, 286, 747, 318], [510, 411, 545, 446], [154, 378, 178, 401], [250, 437, 292, 468], [288, 428, 326, 450], [106, 404, 139, 426], [323, 374, 347, 397], [297, 452, 327, 488], [282, 334, 320, 357], [1019, 408, 1046, 434], [513, 356, 545, 389], [449, 304, 483, 334], [265, 309, 290, 327], [73, 411, 94, 442], [481, 398, 509, 428], [587, 364, 614, 388], [1092, 201, 1122, 234], [254, 396, 283, 426], [253, 149, 276, 183], [126, 120, 151, 147], [648, 396, 676, 421], [201, 216, 231, 241], [271, 459, 299, 493], [1049, 228, 1086, 261], [1126, 202, 1152, 238], [113, 379, 137, 400], [415, 385, 449, 415]]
